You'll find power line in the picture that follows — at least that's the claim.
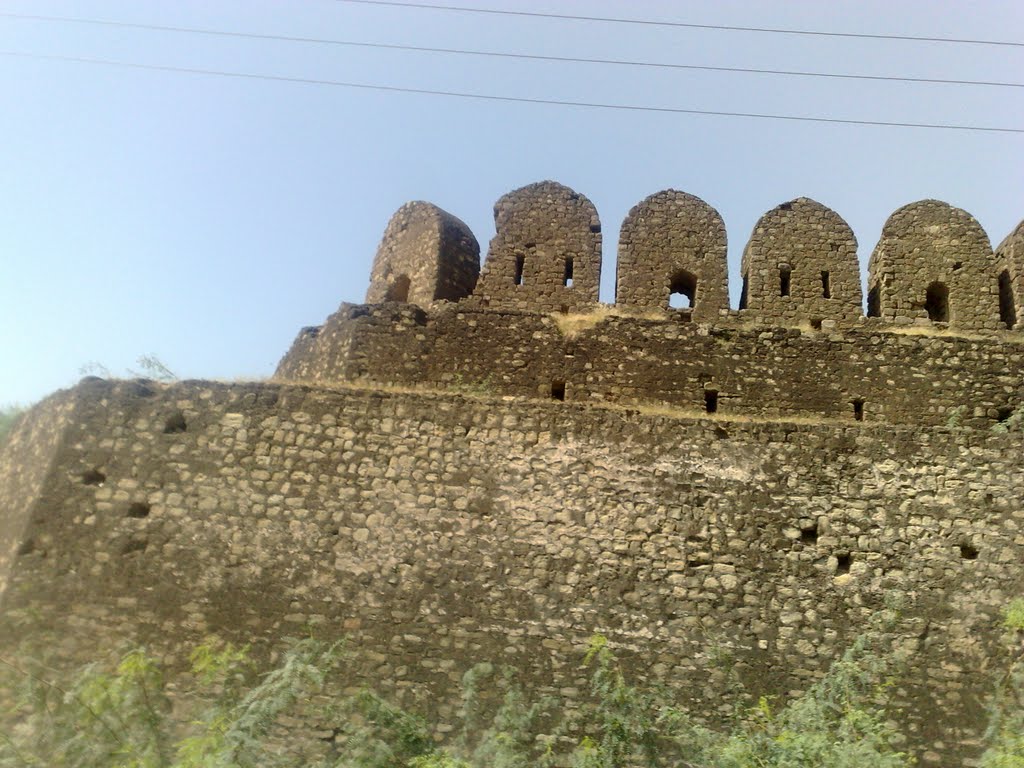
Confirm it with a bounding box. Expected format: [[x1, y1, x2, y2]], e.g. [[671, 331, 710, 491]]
[[3, 50, 1021, 134], [336, 0, 1024, 49], [2, 12, 1020, 89]]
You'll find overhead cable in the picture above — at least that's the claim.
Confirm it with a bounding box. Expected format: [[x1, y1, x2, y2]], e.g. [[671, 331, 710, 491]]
[[3, 50, 1021, 134], [336, 0, 1024, 48], [1, 12, 1020, 89]]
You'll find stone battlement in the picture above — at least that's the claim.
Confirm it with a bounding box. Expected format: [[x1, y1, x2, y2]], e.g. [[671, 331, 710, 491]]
[[355, 181, 1024, 330], [277, 182, 1024, 428]]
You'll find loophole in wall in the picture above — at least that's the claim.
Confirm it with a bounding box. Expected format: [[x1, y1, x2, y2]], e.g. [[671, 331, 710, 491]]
[[960, 543, 979, 560]]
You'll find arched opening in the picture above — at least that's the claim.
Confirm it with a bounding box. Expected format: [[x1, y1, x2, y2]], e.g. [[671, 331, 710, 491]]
[[669, 270, 697, 309], [779, 265, 791, 297], [866, 286, 881, 317], [384, 274, 411, 302], [999, 270, 1017, 329], [925, 281, 949, 323]]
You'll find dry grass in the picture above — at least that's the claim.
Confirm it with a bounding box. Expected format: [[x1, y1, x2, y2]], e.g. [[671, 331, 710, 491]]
[[549, 305, 665, 338]]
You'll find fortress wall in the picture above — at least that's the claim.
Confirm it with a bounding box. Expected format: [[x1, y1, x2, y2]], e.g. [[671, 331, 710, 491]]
[[277, 306, 1024, 428], [276, 303, 430, 384], [0, 389, 76, 602], [1, 380, 1023, 764], [615, 190, 729, 321]]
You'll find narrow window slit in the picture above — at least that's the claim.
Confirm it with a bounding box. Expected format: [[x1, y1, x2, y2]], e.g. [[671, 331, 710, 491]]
[[513, 255, 525, 286], [704, 390, 719, 414], [999, 270, 1016, 329], [852, 399, 865, 422], [867, 286, 881, 318], [779, 266, 791, 297], [739, 275, 749, 310], [821, 271, 831, 299], [563, 258, 574, 288], [925, 282, 949, 323]]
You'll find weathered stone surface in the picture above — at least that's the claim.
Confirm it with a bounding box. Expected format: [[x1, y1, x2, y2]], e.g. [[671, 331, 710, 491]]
[[1, 380, 1022, 767], [365, 201, 479, 306], [740, 198, 862, 325], [868, 200, 1002, 330], [616, 189, 729, 321]]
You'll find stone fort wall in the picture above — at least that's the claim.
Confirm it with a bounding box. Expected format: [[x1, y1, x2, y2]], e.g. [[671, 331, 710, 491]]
[[1, 379, 1022, 766], [277, 183, 1024, 429]]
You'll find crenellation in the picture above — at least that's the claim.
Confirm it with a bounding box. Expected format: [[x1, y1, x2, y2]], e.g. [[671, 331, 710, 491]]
[[739, 198, 862, 325], [995, 218, 1024, 330], [615, 189, 729, 320], [365, 201, 480, 307], [470, 181, 602, 312], [867, 200, 1002, 331]]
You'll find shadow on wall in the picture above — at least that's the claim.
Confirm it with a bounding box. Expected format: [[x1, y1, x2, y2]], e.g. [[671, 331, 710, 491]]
[[365, 182, 1023, 332]]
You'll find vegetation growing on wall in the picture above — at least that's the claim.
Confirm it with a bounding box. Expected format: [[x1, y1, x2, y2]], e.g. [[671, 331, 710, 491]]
[[12, 601, 1022, 768]]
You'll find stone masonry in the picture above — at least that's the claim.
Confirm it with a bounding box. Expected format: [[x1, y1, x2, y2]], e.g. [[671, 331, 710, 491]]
[[996, 219, 1024, 331], [470, 181, 602, 312]]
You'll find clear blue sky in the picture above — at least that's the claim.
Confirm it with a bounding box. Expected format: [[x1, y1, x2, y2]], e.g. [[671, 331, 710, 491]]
[[1, 0, 1021, 405]]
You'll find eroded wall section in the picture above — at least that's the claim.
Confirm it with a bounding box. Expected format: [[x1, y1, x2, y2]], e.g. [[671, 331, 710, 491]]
[[995, 219, 1024, 330], [365, 201, 480, 306]]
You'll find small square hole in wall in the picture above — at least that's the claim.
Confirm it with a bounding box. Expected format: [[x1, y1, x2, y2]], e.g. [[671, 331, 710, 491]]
[[164, 412, 187, 434], [551, 380, 566, 401], [81, 468, 106, 486], [997, 406, 1014, 423], [127, 502, 151, 519], [810, 318, 823, 330], [960, 543, 979, 560], [800, 524, 819, 544], [835, 553, 851, 574]]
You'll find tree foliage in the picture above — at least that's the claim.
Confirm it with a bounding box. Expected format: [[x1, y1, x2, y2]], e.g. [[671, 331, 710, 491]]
[[1, 605, 1020, 768]]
